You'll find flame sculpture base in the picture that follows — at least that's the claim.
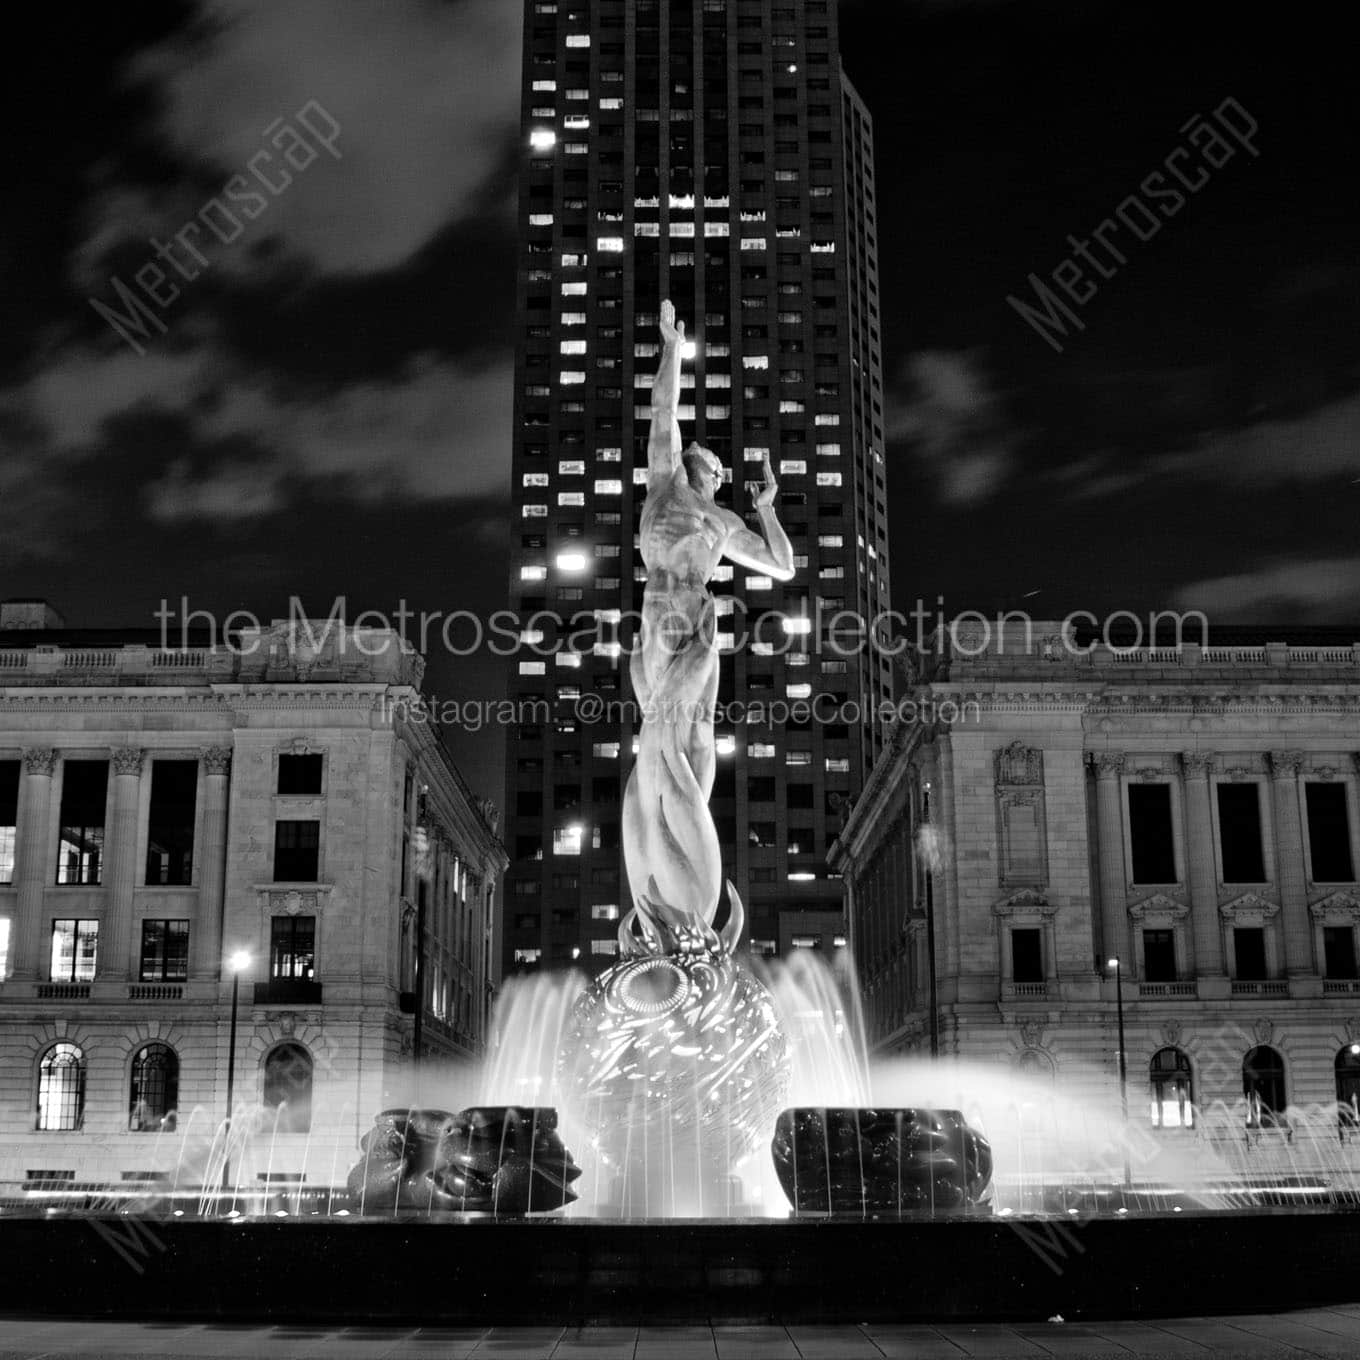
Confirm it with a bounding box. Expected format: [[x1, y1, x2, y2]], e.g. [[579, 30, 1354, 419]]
[[771, 1107, 993, 1215], [346, 1106, 581, 1215], [559, 948, 789, 1216]]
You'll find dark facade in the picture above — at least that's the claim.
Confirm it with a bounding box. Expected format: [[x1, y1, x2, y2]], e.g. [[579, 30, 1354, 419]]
[[505, 0, 891, 975]]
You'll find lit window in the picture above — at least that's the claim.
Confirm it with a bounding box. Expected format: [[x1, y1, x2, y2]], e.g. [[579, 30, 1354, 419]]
[[600, 97, 622, 110], [520, 565, 547, 581], [787, 683, 812, 699], [554, 825, 584, 855], [558, 460, 585, 475], [597, 236, 625, 253], [780, 460, 806, 475], [520, 629, 544, 645], [559, 492, 585, 507], [562, 282, 588, 296], [532, 80, 557, 92], [592, 904, 620, 921], [786, 751, 812, 766], [594, 479, 623, 495], [37, 1042, 85, 1131], [749, 743, 776, 759], [740, 238, 767, 251], [635, 222, 660, 237], [529, 213, 554, 227], [529, 129, 557, 152], [633, 467, 649, 485], [704, 222, 730, 237], [815, 413, 840, 426], [556, 549, 589, 571], [826, 757, 850, 774], [1150, 1047, 1194, 1128], [716, 735, 736, 756], [555, 652, 582, 669], [50, 920, 99, 982], [818, 534, 844, 548], [779, 400, 805, 414], [565, 33, 590, 47], [514, 948, 541, 965], [593, 742, 620, 759], [560, 252, 583, 267], [519, 661, 546, 676], [817, 471, 843, 487], [596, 447, 622, 461], [746, 575, 773, 591], [744, 355, 769, 370], [561, 312, 587, 325], [560, 371, 586, 385], [816, 442, 842, 456], [560, 340, 587, 355], [591, 940, 619, 956], [564, 115, 590, 130], [523, 504, 548, 518]]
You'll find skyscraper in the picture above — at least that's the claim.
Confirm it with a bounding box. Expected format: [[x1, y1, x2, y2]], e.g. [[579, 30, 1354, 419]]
[[505, 0, 891, 974]]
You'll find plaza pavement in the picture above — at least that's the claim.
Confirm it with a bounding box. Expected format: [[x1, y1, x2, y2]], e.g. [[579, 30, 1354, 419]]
[[4, 1308, 1360, 1359]]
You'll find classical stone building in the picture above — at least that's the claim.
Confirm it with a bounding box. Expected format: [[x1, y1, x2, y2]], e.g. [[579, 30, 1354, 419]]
[[830, 620, 1360, 1177], [0, 603, 505, 1187]]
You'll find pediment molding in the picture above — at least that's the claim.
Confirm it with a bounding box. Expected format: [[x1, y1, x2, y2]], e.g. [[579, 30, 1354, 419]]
[[1218, 891, 1280, 921], [1128, 892, 1189, 922], [992, 887, 1056, 918]]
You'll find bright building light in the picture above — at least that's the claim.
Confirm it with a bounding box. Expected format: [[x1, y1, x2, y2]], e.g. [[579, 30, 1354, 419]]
[[783, 617, 812, 635], [529, 128, 557, 151], [681, 340, 698, 361], [556, 550, 589, 572], [228, 950, 251, 974], [716, 735, 736, 756]]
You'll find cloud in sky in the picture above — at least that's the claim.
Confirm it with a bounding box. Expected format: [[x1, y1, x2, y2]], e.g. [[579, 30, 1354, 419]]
[[1173, 555, 1360, 621], [885, 350, 1019, 505], [2, 340, 513, 530], [75, 0, 523, 284]]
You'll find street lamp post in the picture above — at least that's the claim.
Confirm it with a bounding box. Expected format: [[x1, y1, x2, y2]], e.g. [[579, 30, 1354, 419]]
[[1107, 955, 1132, 1189], [222, 950, 251, 1200]]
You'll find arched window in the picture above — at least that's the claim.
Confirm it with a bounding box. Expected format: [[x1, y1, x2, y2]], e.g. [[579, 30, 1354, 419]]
[[1336, 1045, 1360, 1129], [129, 1043, 179, 1132], [263, 1042, 312, 1133], [37, 1043, 85, 1131], [1150, 1047, 1193, 1128], [1243, 1045, 1287, 1128]]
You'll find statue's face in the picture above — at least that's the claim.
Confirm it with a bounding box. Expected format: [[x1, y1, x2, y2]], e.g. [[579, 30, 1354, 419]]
[[685, 445, 723, 502]]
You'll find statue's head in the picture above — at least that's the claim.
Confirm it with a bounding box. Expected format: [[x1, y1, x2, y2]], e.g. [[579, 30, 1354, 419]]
[[682, 442, 723, 502]]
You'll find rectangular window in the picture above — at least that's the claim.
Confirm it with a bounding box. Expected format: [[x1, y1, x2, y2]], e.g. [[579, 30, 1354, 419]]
[[1142, 928, 1176, 982], [1011, 928, 1043, 983], [50, 919, 98, 981], [1234, 926, 1267, 980], [1127, 783, 1176, 884], [56, 760, 108, 885], [1217, 783, 1265, 883], [273, 820, 320, 882], [139, 919, 189, 981], [1324, 926, 1358, 979], [278, 753, 323, 795], [270, 915, 316, 980], [0, 759, 17, 883], [1306, 783, 1355, 882], [145, 760, 197, 886]]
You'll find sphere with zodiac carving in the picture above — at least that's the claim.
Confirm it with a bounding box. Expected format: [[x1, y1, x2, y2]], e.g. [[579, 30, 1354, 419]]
[[558, 945, 788, 1212]]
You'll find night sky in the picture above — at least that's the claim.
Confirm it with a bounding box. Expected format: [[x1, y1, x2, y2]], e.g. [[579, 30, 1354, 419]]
[[2, 0, 1357, 801]]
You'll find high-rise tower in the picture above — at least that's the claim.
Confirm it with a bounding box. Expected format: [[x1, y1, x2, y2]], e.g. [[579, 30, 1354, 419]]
[[505, 0, 890, 974]]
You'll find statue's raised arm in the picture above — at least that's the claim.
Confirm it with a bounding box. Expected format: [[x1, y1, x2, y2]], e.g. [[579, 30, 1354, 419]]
[[721, 455, 796, 581], [647, 300, 685, 487]]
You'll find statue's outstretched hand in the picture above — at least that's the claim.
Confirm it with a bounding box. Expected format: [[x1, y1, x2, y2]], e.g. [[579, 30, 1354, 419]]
[[660, 298, 685, 348], [754, 454, 779, 508]]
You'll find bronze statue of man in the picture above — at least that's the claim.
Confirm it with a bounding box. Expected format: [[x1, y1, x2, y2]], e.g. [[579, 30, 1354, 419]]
[[621, 300, 795, 952]]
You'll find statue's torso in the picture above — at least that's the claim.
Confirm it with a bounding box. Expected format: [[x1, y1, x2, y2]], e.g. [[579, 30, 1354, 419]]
[[639, 470, 728, 587]]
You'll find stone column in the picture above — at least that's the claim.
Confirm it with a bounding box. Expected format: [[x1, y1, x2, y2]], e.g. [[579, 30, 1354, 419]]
[[1180, 752, 1220, 975], [100, 748, 145, 979], [932, 734, 961, 983], [192, 748, 232, 979], [1269, 750, 1312, 976], [1091, 753, 1128, 967], [11, 748, 57, 979]]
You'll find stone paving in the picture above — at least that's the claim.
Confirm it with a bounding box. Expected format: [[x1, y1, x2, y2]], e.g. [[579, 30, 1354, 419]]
[[4, 1308, 1360, 1359]]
